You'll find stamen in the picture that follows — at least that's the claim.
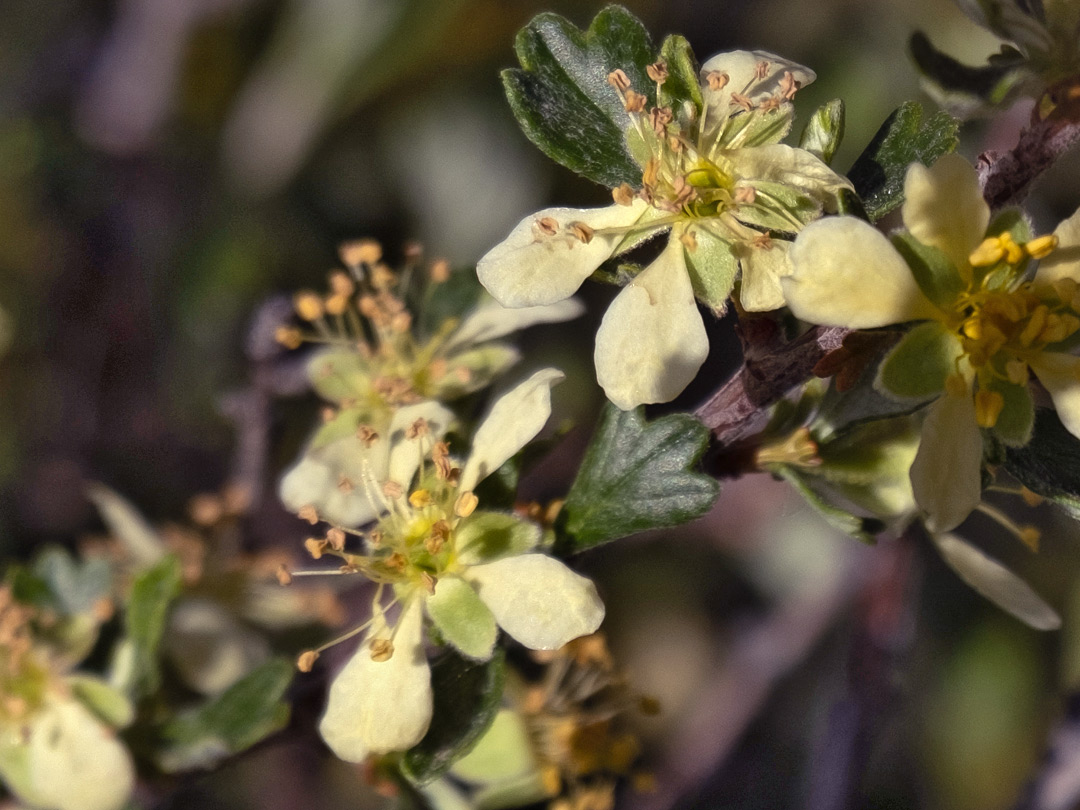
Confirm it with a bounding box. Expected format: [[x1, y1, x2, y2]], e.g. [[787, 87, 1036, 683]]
[[646, 61, 668, 84], [974, 389, 1005, 428], [969, 237, 1005, 267], [975, 502, 1041, 551], [1026, 234, 1058, 259]]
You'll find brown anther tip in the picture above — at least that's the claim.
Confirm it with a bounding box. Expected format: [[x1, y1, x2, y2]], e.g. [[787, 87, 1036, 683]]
[[297, 650, 319, 672], [421, 572, 437, 595], [405, 418, 430, 440], [535, 216, 559, 237], [337, 476, 355, 494], [325, 528, 346, 552], [607, 69, 631, 92], [298, 505, 320, 525], [612, 183, 635, 206], [304, 537, 328, 560], [356, 425, 379, 447], [623, 90, 647, 113], [369, 638, 394, 662], [189, 493, 224, 527], [568, 222, 595, 244], [429, 258, 451, 283], [339, 238, 382, 267], [1020, 487, 1045, 507], [383, 481, 404, 499], [325, 293, 349, 316], [705, 71, 729, 91], [646, 61, 668, 83]]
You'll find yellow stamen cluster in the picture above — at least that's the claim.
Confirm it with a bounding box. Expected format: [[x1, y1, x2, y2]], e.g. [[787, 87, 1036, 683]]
[[0, 587, 48, 724]]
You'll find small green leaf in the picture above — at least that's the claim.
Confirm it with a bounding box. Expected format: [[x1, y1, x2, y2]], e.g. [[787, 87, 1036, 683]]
[[846, 101, 960, 222], [1005, 408, 1080, 514], [656, 35, 702, 114], [502, 7, 656, 187], [876, 321, 961, 400], [123, 555, 182, 697], [683, 227, 736, 312], [799, 99, 845, 165], [891, 233, 965, 310], [426, 578, 498, 661], [157, 658, 293, 773], [559, 405, 719, 552], [457, 511, 541, 563], [401, 647, 506, 785], [985, 376, 1034, 446]]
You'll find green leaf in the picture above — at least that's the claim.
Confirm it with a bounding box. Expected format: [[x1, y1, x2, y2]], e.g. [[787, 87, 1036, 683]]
[[846, 102, 960, 222], [985, 376, 1034, 446], [502, 6, 656, 188], [123, 555, 182, 698], [67, 675, 135, 729], [425, 578, 498, 660], [307, 350, 371, 403], [559, 404, 719, 552], [799, 99, 845, 165], [157, 658, 293, 773], [1005, 408, 1080, 513], [34, 549, 113, 617], [876, 321, 961, 400], [683, 227, 736, 312], [891, 233, 965, 310], [401, 647, 506, 785], [656, 35, 702, 114], [910, 32, 1029, 109], [773, 465, 884, 543]]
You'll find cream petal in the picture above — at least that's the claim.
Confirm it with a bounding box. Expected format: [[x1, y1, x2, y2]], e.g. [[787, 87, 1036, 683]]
[[730, 143, 853, 199], [699, 50, 815, 119], [318, 599, 432, 761], [477, 201, 657, 308], [386, 401, 456, 490], [23, 698, 135, 810], [783, 217, 940, 328], [445, 296, 585, 351], [1034, 205, 1080, 290], [465, 554, 605, 650], [278, 434, 391, 528], [739, 238, 792, 312], [594, 239, 709, 410], [901, 154, 989, 272], [1029, 352, 1080, 439], [459, 368, 564, 493], [910, 392, 984, 533]]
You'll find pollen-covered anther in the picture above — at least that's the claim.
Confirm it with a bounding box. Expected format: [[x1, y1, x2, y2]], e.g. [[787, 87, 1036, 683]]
[[298, 505, 320, 524], [623, 90, 647, 113], [734, 186, 756, 204], [274, 326, 303, 349], [1041, 312, 1080, 343], [454, 491, 479, 518], [705, 71, 730, 91], [369, 638, 394, 662], [426, 520, 450, 554], [646, 61, 668, 83], [368, 529, 383, 547], [276, 564, 293, 586], [429, 258, 451, 283], [385, 552, 407, 572], [409, 489, 433, 509], [679, 229, 698, 251], [535, 217, 559, 237], [324, 293, 348, 316], [999, 232, 1024, 264], [969, 237, 1006, 267], [329, 270, 355, 297], [420, 573, 437, 595], [337, 476, 355, 494], [1020, 305, 1050, 346], [754, 60, 770, 80], [779, 70, 799, 100], [642, 159, 659, 189], [649, 106, 673, 135], [356, 425, 379, 447], [730, 91, 754, 112], [339, 238, 382, 267], [607, 69, 632, 92], [371, 264, 397, 291], [390, 311, 412, 333], [612, 183, 635, 206], [1026, 234, 1058, 259], [569, 222, 596, 244], [304, 537, 328, 560], [326, 528, 346, 551], [974, 389, 1005, 428], [383, 481, 404, 500], [297, 650, 319, 672], [405, 418, 430, 440], [431, 442, 453, 479], [1006, 359, 1030, 384], [294, 291, 324, 321]]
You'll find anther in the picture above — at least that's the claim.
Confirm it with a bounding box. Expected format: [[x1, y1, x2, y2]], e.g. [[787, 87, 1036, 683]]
[[646, 61, 668, 83], [405, 418, 429, 440], [325, 294, 349, 316], [535, 217, 559, 237], [454, 491, 479, 518], [409, 489, 433, 508], [569, 222, 595, 244], [326, 528, 346, 552], [329, 270, 354, 297], [607, 69, 631, 92], [623, 90, 647, 113], [337, 477, 354, 493], [339, 239, 382, 267], [754, 60, 770, 80], [733, 186, 756, 204], [294, 292, 324, 321], [429, 259, 451, 283], [779, 71, 799, 99], [974, 389, 1005, 428], [383, 481, 404, 500], [297, 650, 319, 672], [612, 184, 635, 206], [370, 638, 394, 662], [944, 374, 969, 397], [969, 237, 1005, 267], [298, 505, 320, 524], [357, 425, 379, 447], [420, 573, 437, 595], [705, 71, 729, 91], [1020, 305, 1050, 346], [276, 564, 293, 586], [304, 537, 328, 559], [1006, 359, 1029, 385], [1026, 234, 1058, 259], [730, 91, 754, 112], [274, 326, 303, 349], [999, 232, 1024, 264]]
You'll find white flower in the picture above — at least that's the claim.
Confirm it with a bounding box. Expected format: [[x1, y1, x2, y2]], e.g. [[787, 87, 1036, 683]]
[[317, 369, 605, 762], [478, 50, 851, 409]]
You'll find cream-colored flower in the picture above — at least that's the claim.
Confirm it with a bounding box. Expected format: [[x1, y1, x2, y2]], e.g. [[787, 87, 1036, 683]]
[[783, 153, 1080, 531], [478, 50, 851, 409]]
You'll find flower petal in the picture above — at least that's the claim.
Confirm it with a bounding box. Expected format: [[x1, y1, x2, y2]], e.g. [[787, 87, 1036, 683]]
[[910, 392, 984, 532], [386, 401, 456, 489], [901, 154, 989, 272], [784, 217, 939, 328], [424, 576, 498, 660], [1034, 204, 1080, 290], [465, 554, 604, 650], [459, 368, 564, 492], [445, 296, 585, 351], [699, 50, 815, 121], [477, 201, 657, 307], [319, 599, 432, 761], [739, 237, 792, 312], [279, 433, 391, 527], [594, 238, 709, 409], [1029, 352, 1080, 439], [731, 143, 853, 199]]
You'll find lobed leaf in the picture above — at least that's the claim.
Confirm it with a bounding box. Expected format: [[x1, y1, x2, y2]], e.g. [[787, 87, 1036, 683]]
[[1005, 408, 1080, 514]]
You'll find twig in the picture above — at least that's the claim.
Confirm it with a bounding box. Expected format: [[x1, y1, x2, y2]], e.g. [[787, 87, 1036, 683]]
[[978, 114, 1080, 210]]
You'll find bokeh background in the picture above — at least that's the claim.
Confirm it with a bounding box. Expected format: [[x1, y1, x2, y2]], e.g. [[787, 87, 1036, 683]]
[[4, 1, 1080, 808]]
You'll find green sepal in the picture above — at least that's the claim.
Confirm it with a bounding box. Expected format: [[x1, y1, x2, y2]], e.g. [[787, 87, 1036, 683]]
[[875, 321, 961, 400], [307, 350, 372, 403], [426, 578, 498, 661], [67, 675, 135, 729], [456, 511, 541, 564], [846, 101, 960, 222], [558, 404, 719, 553], [799, 99, 845, 165], [401, 647, 506, 785], [891, 232, 965, 311], [1005, 408, 1080, 515], [450, 709, 539, 784], [121, 555, 182, 698], [308, 405, 368, 450], [985, 376, 1035, 446], [502, 7, 657, 188], [156, 658, 293, 773], [656, 34, 702, 115], [772, 465, 884, 544], [682, 227, 736, 313]]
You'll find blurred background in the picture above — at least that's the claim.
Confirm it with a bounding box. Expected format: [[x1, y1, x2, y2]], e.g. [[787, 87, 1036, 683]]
[[3, 0, 1080, 808]]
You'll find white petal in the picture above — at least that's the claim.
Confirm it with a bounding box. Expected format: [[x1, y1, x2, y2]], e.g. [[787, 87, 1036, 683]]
[[1034, 204, 1080, 290], [731, 143, 853, 198], [279, 434, 390, 528], [465, 554, 604, 650], [386, 401, 456, 489], [932, 532, 1060, 630], [783, 217, 940, 328], [901, 154, 989, 272], [319, 599, 432, 761], [910, 393, 984, 532], [594, 238, 709, 409], [459, 368, 564, 492], [445, 296, 585, 351], [23, 698, 135, 810], [1029, 352, 1080, 439], [739, 238, 792, 312], [699, 50, 815, 119], [477, 201, 657, 307]]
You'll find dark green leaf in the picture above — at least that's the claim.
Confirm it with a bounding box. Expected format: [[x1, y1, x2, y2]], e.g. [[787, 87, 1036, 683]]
[[558, 404, 719, 552], [910, 32, 1029, 107], [799, 99, 845, 165], [656, 35, 701, 114], [157, 658, 294, 773], [846, 102, 960, 222], [124, 555, 182, 697], [1005, 408, 1080, 514], [401, 647, 506, 785], [502, 6, 656, 187]]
